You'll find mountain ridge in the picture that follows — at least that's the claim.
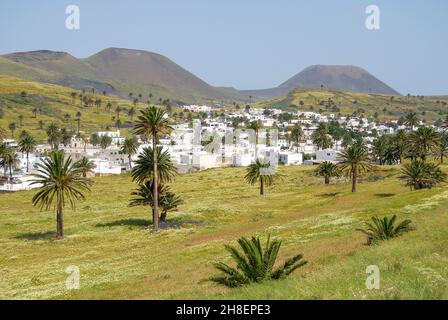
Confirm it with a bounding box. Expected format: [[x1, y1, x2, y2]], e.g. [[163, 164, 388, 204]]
[[0, 48, 401, 103]]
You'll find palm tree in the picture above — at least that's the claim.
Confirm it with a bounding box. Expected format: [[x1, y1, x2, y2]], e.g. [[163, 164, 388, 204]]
[[74, 156, 96, 177], [18, 133, 37, 173], [338, 142, 373, 192], [100, 135, 112, 149], [435, 133, 448, 163], [404, 111, 419, 130], [129, 181, 183, 222], [408, 127, 440, 162], [131, 146, 177, 185], [8, 122, 16, 137], [211, 234, 307, 287], [0, 126, 6, 142], [312, 123, 333, 150], [38, 120, 45, 131], [121, 137, 139, 169], [133, 107, 173, 232], [358, 215, 412, 245], [31, 151, 93, 239], [46, 123, 61, 150], [401, 160, 446, 190], [245, 159, 275, 195], [315, 161, 340, 185], [75, 112, 82, 134], [0, 145, 20, 178], [128, 107, 136, 121], [290, 125, 304, 152]]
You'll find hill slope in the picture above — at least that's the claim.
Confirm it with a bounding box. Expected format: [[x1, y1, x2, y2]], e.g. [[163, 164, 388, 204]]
[[243, 65, 400, 99], [0, 49, 245, 103]]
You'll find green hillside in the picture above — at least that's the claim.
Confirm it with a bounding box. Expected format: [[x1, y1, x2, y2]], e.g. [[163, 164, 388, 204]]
[[255, 88, 447, 123], [0, 165, 447, 299], [0, 75, 162, 141]]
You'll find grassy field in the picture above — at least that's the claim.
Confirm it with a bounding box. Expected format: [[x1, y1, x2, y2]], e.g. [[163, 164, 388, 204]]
[[0, 165, 447, 300], [255, 88, 447, 123]]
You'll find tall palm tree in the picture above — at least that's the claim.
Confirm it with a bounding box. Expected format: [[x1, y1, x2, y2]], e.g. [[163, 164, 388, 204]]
[[121, 137, 139, 169], [31, 151, 93, 239], [315, 161, 340, 185], [312, 123, 333, 150], [46, 123, 61, 150], [0, 143, 10, 177], [290, 125, 304, 152], [0, 144, 19, 178], [132, 106, 174, 233], [74, 156, 96, 177], [245, 159, 275, 195], [8, 122, 16, 137], [18, 132, 37, 173], [408, 127, 440, 162], [338, 142, 373, 192]]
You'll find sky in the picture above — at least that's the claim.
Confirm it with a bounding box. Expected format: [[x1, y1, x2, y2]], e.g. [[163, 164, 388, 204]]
[[0, 0, 447, 95]]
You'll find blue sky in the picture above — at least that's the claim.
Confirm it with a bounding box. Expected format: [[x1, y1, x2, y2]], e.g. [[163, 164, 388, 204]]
[[0, 0, 447, 95]]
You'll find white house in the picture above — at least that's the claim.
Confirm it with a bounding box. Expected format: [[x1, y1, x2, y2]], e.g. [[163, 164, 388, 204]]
[[315, 149, 339, 163]]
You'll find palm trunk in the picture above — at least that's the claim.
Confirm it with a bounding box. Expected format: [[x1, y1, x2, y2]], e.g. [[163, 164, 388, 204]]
[[128, 155, 132, 169], [325, 176, 330, 185], [26, 152, 29, 173], [260, 178, 264, 195], [351, 167, 357, 193], [57, 200, 63, 239], [152, 135, 159, 232]]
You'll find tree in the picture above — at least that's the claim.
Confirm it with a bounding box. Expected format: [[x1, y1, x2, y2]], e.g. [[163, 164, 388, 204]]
[[18, 132, 37, 173], [404, 111, 419, 130], [75, 112, 82, 134], [8, 122, 16, 137], [46, 123, 62, 150], [0, 126, 6, 142], [245, 159, 275, 195], [401, 160, 446, 190], [131, 146, 177, 185], [90, 133, 100, 147], [408, 127, 440, 162], [38, 120, 45, 131], [74, 156, 96, 177], [315, 161, 340, 185], [133, 107, 173, 232], [121, 137, 139, 169], [128, 107, 136, 121], [0, 145, 20, 178], [99, 135, 112, 149], [210, 234, 307, 287], [435, 133, 448, 164], [290, 125, 304, 152], [18, 115, 24, 127], [31, 151, 92, 239], [338, 142, 373, 192], [129, 181, 183, 222], [312, 123, 333, 150], [357, 215, 412, 245]]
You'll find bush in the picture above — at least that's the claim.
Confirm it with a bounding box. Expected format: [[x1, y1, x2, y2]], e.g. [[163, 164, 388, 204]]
[[210, 234, 307, 287], [357, 215, 412, 245]]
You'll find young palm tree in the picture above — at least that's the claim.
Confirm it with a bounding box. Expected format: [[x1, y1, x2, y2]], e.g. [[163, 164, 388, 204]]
[[31, 151, 93, 239], [121, 137, 139, 169], [401, 160, 447, 190], [1, 145, 20, 178], [315, 161, 340, 185], [408, 127, 440, 162], [211, 234, 307, 287], [74, 156, 96, 177], [338, 142, 373, 192], [0, 142, 10, 177], [129, 181, 183, 223], [245, 159, 275, 195], [357, 215, 412, 245], [18, 132, 37, 173], [133, 107, 173, 232]]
